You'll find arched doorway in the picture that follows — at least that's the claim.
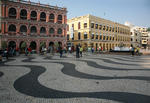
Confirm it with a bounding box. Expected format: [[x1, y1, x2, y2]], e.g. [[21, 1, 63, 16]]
[[49, 42, 54, 46], [19, 41, 27, 53], [58, 41, 62, 46], [49, 42, 54, 53], [30, 41, 36, 50], [8, 41, 16, 48]]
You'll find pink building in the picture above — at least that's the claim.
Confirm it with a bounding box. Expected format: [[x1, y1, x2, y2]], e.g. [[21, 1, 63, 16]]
[[0, 0, 67, 53]]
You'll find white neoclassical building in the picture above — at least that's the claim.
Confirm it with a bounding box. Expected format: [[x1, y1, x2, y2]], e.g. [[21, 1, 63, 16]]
[[125, 22, 142, 47]]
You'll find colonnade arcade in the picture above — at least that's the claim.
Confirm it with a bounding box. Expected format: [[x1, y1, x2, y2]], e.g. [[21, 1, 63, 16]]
[[6, 40, 63, 53]]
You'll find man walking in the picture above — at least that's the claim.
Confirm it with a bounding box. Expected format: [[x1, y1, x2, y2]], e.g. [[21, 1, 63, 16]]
[[59, 46, 63, 58], [76, 45, 80, 58], [80, 46, 83, 57]]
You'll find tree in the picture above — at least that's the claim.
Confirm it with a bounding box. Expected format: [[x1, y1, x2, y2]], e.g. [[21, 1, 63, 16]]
[[1, 41, 7, 50], [21, 42, 26, 49], [40, 42, 46, 48], [20, 42, 27, 53], [147, 27, 150, 32], [54, 42, 59, 52]]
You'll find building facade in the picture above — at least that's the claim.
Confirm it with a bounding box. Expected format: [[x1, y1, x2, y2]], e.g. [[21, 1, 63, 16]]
[[125, 22, 142, 47], [0, 0, 67, 52], [130, 28, 141, 47], [67, 14, 131, 51]]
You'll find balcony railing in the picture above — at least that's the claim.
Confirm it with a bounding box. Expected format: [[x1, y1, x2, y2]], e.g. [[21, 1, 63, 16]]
[[9, 14, 16, 19], [31, 17, 37, 20], [40, 18, 46, 21], [20, 16, 27, 19]]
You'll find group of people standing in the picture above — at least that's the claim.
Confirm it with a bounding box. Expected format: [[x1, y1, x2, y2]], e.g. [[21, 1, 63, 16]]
[[130, 46, 140, 56], [76, 45, 83, 58]]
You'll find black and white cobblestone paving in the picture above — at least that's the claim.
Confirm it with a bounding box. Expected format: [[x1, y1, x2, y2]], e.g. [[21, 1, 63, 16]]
[[0, 53, 150, 103]]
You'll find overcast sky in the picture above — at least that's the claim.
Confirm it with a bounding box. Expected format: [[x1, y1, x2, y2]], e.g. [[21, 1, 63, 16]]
[[28, 0, 150, 27]]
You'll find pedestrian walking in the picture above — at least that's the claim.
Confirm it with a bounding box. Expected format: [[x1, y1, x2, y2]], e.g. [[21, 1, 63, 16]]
[[80, 46, 83, 57], [91, 47, 94, 53], [98, 46, 101, 53], [68, 46, 71, 53], [4, 49, 8, 60], [25, 47, 28, 56], [59, 46, 63, 58], [28, 47, 32, 55], [130, 46, 135, 56], [136, 47, 140, 56]]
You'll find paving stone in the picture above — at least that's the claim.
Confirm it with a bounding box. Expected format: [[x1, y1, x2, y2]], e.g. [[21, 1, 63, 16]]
[[0, 53, 150, 103]]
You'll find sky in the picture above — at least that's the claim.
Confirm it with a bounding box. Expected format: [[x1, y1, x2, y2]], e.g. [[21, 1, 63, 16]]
[[28, 0, 150, 27]]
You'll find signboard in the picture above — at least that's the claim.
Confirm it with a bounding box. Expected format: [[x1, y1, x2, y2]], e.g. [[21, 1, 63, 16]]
[[70, 27, 74, 39]]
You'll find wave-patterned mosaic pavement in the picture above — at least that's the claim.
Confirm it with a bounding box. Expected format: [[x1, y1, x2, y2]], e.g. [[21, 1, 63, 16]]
[[0, 53, 150, 103]]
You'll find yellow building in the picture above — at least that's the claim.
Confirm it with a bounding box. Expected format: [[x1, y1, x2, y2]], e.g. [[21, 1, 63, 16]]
[[67, 14, 131, 51]]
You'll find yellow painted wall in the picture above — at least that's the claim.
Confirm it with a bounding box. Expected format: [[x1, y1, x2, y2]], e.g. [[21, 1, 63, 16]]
[[67, 14, 131, 51]]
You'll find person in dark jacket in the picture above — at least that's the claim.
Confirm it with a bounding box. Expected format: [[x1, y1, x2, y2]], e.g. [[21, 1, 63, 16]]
[[76, 45, 80, 58], [59, 46, 63, 58]]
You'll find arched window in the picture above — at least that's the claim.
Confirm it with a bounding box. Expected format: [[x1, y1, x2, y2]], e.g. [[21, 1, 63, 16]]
[[30, 26, 37, 33], [20, 9, 27, 19], [78, 22, 80, 29], [103, 36, 106, 40], [49, 13, 54, 23], [100, 35, 102, 40], [20, 25, 27, 33], [91, 23, 94, 28], [84, 23, 87, 28], [67, 34, 69, 40], [96, 33, 98, 39], [49, 28, 54, 34], [8, 24, 16, 32], [57, 28, 62, 34], [91, 34, 94, 39], [30, 41, 37, 50], [57, 15, 62, 24], [9, 8, 16, 18], [40, 12, 46, 21], [103, 25, 106, 30], [40, 27, 46, 34], [84, 33, 87, 39], [30, 11, 37, 20]]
